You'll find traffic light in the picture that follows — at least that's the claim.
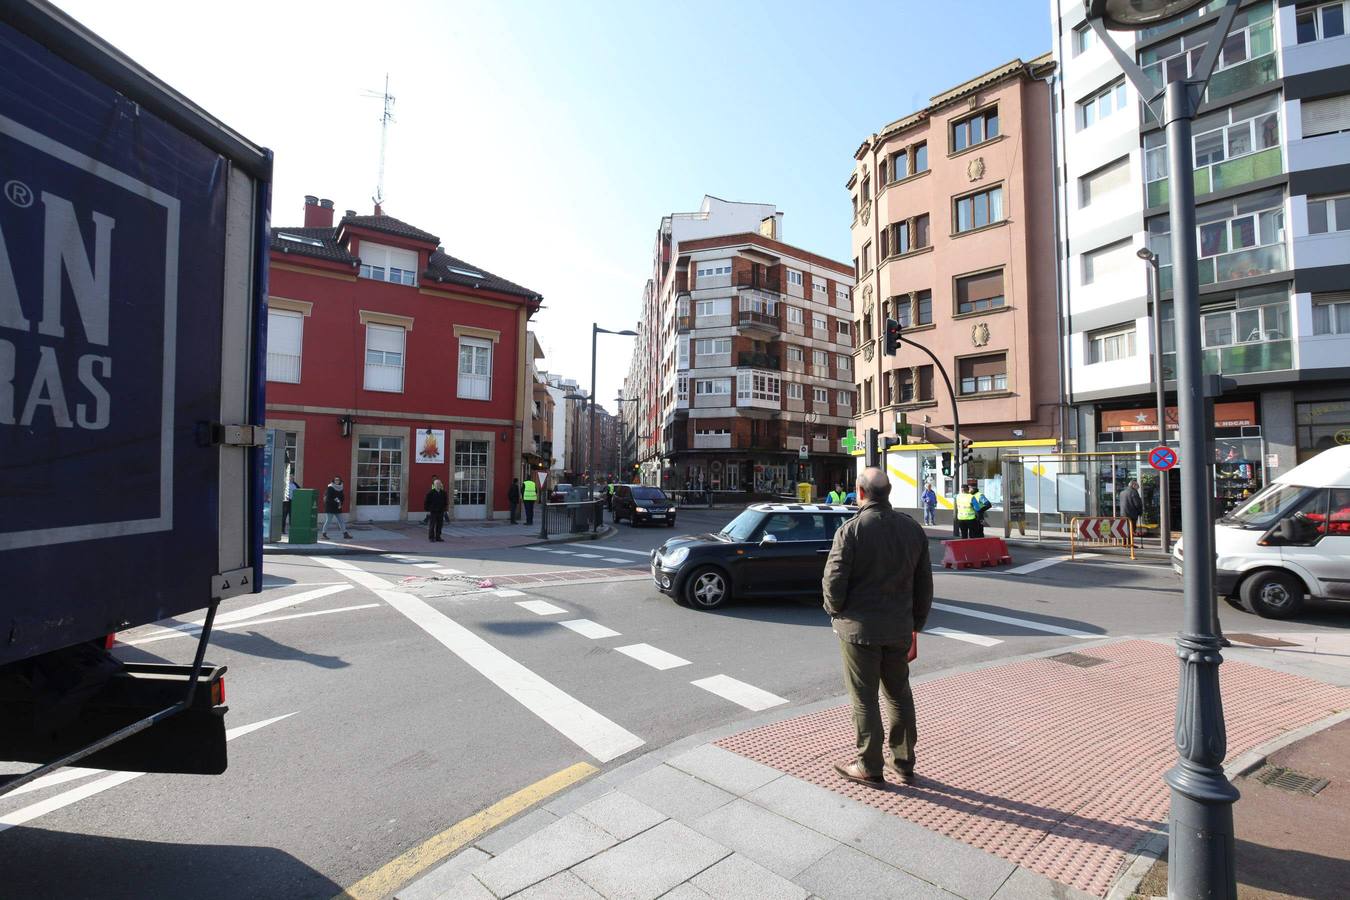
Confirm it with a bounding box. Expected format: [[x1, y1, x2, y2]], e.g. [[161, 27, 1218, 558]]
[[864, 428, 880, 468], [883, 318, 902, 356], [960, 438, 974, 469], [941, 451, 951, 476], [881, 435, 902, 454]]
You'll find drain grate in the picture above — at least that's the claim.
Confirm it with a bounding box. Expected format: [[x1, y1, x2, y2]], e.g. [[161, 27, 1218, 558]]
[[1254, 765, 1329, 796], [1226, 633, 1300, 648], [1048, 652, 1108, 668]]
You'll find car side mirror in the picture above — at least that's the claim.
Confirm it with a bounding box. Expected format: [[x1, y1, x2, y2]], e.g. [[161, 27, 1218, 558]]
[[760, 533, 778, 544], [1265, 516, 1319, 547]]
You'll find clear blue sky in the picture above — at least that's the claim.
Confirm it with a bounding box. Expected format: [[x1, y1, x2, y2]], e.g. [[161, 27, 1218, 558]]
[[54, 0, 1052, 405]]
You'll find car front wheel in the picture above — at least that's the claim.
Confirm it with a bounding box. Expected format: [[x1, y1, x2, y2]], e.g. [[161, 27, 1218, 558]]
[[685, 566, 730, 610], [1239, 569, 1305, 619]]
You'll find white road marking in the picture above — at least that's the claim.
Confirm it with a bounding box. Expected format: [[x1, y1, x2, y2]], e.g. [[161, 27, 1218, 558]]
[[547, 550, 575, 555], [574, 553, 603, 559], [124, 604, 380, 646], [1005, 553, 1096, 576], [413, 563, 442, 569], [602, 558, 632, 564], [594, 546, 653, 557], [1, 766, 102, 799], [691, 675, 787, 711], [615, 644, 690, 670], [517, 600, 568, 616], [558, 619, 621, 639], [524, 546, 550, 552], [316, 558, 644, 762], [927, 626, 1002, 647], [388, 555, 421, 561], [494, 589, 526, 598], [931, 602, 1097, 638], [433, 568, 464, 575], [0, 713, 295, 833], [130, 584, 353, 640]]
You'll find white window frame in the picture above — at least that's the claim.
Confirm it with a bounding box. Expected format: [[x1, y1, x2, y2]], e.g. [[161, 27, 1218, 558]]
[[735, 370, 780, 402], [696, 298, 731, 317], [812, 313, 828, 332], [695, 260, 732, 278], [358, 241, 419, 286], [677, 335, 690, 368], [1144, 94, 1280, 198], [694, 378, 731, 396], [837, 353, 851, 372], [1073, 21, 1097, 55], [1312, 294, 1350, 335], [1308, 192, 1350, 234], [695, 337, 732, 357], [837, 390, 852, 407], [814, 387, 829, 404], [787, 382, 804, 400], [812, 278, 827, 297], [786, 346, 805, 363], [786, 306, 804, 325], [364, 323, 406, 393], [812, 349, 828, 367], [787, 269, 804, 286], [266, 308, 303, 383], [677, 375, 689, 400], [1088, 326, 1137, 364], [457, 336, 493, 401], [836, 287, 852, 310], [1297, 2, 1348, 43], [1077, 79, 1128, 131]]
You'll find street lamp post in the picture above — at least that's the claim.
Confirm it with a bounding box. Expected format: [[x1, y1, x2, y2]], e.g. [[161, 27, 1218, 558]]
[[589, 324, 638, 497], [1086, 2, 1242, 896], [1138, 248, 1171, 555]]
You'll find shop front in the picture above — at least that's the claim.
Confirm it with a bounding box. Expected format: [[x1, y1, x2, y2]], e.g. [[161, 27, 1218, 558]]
[[1296, 399, 1350, 464], [869, 439, 1059, 520]]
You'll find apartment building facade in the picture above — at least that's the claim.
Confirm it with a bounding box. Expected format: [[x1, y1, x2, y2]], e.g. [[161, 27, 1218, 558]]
[[625, 196, 857, 495], [1052, 0, 1350, 521], [849, 55, 1061, 513], [264, 196, 542, 521]]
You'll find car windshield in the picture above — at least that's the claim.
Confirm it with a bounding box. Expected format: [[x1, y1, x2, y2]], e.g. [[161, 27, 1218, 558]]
[[632, 488, 666, 502], [718, 509, 764, 542], [1222, 483, 1316, 529], [555, 484, 571, 492]]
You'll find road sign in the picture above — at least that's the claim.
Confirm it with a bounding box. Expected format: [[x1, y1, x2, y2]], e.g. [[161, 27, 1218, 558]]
[[841, 428, 857, 454], [1149, 446, 1178, 470], [798, 445, 808, 460]]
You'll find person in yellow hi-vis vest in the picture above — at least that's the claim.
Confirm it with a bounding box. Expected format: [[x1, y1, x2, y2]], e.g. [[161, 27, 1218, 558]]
[[955, 485, 978, 539], [522, 477, 538, 525], [827, 483, 848, 505]]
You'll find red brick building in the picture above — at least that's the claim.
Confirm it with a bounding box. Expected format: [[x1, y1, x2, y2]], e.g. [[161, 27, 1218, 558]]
[[265, 196, 542, 521]]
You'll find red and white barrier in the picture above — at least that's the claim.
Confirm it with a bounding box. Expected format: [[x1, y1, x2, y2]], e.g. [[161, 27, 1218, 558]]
[[1069, 516, 1135, 559]]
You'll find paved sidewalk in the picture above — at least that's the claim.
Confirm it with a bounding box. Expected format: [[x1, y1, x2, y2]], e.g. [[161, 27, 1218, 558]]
[[264, 521, 609, 555], [395, 637, 1350, 900]]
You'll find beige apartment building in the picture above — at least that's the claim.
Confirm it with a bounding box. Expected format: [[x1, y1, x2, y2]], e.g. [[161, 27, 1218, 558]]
[[849, 54, 1060, 516]]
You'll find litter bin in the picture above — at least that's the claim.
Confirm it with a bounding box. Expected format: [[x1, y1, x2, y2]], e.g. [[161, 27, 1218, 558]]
[[289, 488, 318, 544], [796, 482, 813, 503]]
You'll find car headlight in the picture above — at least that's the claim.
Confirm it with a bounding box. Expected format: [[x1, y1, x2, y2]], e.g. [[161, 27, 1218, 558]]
[[663, 547, 689, 567], [635, 506, 648, 513]]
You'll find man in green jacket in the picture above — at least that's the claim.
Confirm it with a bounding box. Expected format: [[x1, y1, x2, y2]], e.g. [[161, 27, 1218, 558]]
[[823, 467, 933, 786]]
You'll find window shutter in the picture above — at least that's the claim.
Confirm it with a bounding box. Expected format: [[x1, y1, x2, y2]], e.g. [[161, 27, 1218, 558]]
[[959, 270, 1004, 304], [367, 323, 404, 352], [268, 310, 302, 355], [1302, 94, 1350, 138]]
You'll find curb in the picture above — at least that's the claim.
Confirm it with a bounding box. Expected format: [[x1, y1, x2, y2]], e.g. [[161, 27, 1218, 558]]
[[263, 540, 384, 556], [526, 525, 617, 547]]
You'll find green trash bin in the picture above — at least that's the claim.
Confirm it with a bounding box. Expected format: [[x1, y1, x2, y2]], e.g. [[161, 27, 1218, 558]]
[[289, 488, 318, 545]]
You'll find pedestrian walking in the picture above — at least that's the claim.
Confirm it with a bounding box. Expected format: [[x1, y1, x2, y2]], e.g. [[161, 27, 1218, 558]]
[[827, 482, 847, 505], [282, 464, 299, 534], [425, 478, 448, 541], [508, 478, 522, 524], [522, 476, 538, 525], [955, 483, 978, 539], [321, 475, 352, 539], [920, 481, 937, 526], [823, 467, 932, 787], [1119, 479, 1144, 537]]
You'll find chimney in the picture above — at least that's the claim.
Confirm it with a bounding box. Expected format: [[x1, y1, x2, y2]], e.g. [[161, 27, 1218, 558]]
[[373, 202, 383, 217], [304, 194, 334, 228]]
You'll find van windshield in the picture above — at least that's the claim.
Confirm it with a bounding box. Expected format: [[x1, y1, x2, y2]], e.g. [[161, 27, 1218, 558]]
[[632, 488, 666, 502], [1223, 483, 1315, 529]]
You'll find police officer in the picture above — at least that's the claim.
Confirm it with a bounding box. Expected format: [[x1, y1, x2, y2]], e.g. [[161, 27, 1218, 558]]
[[968, 479, 990, 538], [522, 477, 538, 525], [955, 483, 978, 539], [827, 482, 847, 505]]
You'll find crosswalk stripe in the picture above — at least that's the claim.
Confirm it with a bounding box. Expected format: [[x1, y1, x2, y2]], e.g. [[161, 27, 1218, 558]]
[[1005, 553, 1096, 575], [524, 546, 549, 552], [558, 619, 621, 639], [494, 589, 526, 597], [413, 563, 441, 569], [433, 568, 464, 575], [931, 601, 1097, 638], [602, 558, 631, 564], [517, 600, 568, 616], [316, 558, 644, 762], [594, 546, 651, 557], [574, 553, 603, 559], [927, 626, 1002, 647], [615, 644, 691, 670], [691, 675, 787, 711]]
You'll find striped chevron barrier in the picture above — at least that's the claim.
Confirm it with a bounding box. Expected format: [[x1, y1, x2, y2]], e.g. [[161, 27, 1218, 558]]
[[1070, 516, 1135, 560]]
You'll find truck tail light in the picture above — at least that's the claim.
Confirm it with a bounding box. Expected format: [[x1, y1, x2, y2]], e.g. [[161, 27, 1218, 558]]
[[211, 678, 226, 706], [104, 634, 116, 649]]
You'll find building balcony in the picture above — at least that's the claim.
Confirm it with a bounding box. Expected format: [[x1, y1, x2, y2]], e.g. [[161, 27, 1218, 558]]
[[1147, 147, 1282, 208], [1163, 339, 1291, 378], [677, 314, 692, 331], [737, 351, 780, 370], [1159, 243, 1285, 291], [812, 436, 832, 453], [737, 309, 780, 335], [734, 274, 781, 294], [693, 432, 732, 449]]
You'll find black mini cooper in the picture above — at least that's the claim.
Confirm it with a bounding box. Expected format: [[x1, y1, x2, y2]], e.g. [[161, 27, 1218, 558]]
[[650, 503, 857, 609]]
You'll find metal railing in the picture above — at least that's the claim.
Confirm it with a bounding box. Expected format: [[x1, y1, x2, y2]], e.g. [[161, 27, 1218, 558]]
[[669, 489, 714, 508], [538, 498, 605, 539]]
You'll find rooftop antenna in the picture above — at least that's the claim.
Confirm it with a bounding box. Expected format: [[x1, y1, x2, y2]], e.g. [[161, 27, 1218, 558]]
[[361, 74, 395, 212]]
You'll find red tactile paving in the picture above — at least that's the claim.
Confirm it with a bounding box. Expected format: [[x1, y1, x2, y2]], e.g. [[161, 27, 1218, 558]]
[[490, 567, 647, 586], [715, 640, 1350, 897]]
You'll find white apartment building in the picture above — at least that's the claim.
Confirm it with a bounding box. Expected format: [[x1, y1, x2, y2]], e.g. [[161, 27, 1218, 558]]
[[1052, 0, 1350, 522]]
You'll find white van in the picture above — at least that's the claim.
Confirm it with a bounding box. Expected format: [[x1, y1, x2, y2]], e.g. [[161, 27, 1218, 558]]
[[1172, 445, 1350, 618]]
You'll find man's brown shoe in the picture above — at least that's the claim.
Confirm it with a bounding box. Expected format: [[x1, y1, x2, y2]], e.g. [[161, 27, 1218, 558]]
[[885, 761, 915, 784], [834, 761, 884, 787]]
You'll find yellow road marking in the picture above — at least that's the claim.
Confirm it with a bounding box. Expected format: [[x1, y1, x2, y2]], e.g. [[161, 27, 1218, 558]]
[[335, 761, 598, 900]]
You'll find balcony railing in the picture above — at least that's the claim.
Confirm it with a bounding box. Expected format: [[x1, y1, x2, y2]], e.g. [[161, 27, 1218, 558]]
[[734, 273, 781, 293], [693, 432, 732, 449], [1147, 147, 1282, 208], [1163, 339, 1291, 377], [737, 352, 780, 369], [1159, 243, 1285, 291]]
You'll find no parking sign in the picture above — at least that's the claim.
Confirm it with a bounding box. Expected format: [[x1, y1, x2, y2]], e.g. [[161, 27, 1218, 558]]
[[1149, 446, 1177, 470]]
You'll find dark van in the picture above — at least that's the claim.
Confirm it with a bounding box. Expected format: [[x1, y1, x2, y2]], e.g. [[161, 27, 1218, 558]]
[[613, 485, 677, 527]]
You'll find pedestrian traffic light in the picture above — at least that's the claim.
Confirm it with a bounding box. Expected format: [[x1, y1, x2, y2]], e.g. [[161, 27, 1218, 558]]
[[941, 451, 951, 476], [864, 427, 880, 468], [960, 438, 974, 468], [883, 318, 902, 356]]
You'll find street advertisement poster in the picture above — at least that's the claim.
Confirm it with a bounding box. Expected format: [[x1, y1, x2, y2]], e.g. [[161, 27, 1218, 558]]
[[1057, 472, 1088, 514], [416, 428, 445, 464]]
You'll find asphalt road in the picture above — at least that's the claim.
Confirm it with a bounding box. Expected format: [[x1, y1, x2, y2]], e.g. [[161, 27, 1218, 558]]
[[3, 508, 1347, 898]]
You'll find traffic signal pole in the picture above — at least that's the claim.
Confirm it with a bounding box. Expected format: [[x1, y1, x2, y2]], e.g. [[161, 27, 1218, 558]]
[[884, 320, 960, 535]]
